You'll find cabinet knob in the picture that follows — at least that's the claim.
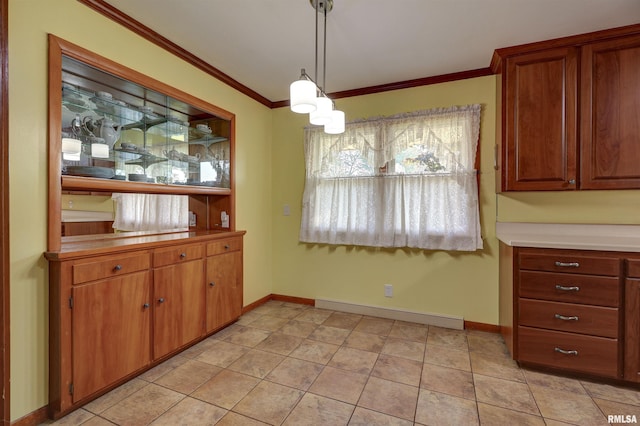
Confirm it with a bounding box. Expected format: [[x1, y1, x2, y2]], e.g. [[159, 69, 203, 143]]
[[143, 303, 150, 309], [113, 264, 122, 271], [158, 298, 165, 303], [568, 179, 576, 185], [180, 252, 187, 258], [224, 245, 230, 250], [209, 282, 215, 287]]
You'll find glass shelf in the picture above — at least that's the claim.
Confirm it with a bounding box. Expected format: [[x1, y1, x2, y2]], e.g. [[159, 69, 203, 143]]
[[60, 57, 232, 189]]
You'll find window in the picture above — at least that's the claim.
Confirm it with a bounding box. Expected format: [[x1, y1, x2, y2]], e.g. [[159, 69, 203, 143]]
[[299, 104, 482, 251]]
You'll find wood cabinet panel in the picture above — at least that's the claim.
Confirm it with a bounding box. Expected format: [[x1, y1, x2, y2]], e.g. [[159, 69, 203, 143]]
[[503, 47, 577, 191], [206, 251, 242, 333], [152, 244, 203, 268], [72, 252, 150, 284], [518, 326, 619, 378], [519, 271, 620, 307], [72, 271, 151, 402], [581, 34, 640, 189], [496, 28, 640, 191], [505, 246, 628, 381], [206, 237, 242, 256], [519, 299, 618, 338], [628, 259, 640, 278], [153, 258, 205, 359], [519, 250, 620, 276], [625, 278, 640, 382]]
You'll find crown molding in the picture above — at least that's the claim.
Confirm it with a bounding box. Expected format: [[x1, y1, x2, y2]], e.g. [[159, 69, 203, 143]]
[[79, 0, 495, 109]]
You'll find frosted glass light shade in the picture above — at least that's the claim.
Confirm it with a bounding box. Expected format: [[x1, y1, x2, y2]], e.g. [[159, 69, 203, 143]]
[[91, 143, 109, 158], [324, 110, 345, 134], [61, 137, 81, 154], [310, 96, 333, 125], [290, 79, 317, 113]]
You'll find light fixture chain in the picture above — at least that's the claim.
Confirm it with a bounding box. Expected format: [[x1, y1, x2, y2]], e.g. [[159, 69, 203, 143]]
[[323, 3, 327, 92], [314, 0, 319, 92]]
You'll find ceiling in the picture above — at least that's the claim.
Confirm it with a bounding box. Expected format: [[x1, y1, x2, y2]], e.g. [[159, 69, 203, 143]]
[[102, 0, 640, 103]]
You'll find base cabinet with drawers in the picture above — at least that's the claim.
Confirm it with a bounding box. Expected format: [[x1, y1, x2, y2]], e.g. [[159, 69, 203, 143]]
[[499, 245, 640, 381], [46, 231, 244, 419]]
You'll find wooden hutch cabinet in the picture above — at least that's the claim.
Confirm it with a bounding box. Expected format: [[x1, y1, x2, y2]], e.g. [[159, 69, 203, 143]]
[[45, 35, 245, 419], [494, 24, 640, 191]]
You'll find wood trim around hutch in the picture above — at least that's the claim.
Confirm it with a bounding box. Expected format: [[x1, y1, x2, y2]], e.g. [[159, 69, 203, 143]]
[[0, 0, 9, 422]]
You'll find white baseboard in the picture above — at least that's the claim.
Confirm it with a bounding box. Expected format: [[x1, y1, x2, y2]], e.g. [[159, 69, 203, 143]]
[[315, 298, 463, 330]]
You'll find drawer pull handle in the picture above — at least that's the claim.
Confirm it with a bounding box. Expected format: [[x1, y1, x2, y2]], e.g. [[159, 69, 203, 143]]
[[555, 261, 580, 268], [113, 264, 122, 271], [555, 347, 578, 356], [143, 303, 150, 309], [224, 245, 230, 250], [209, 282, 215, 287], [158, 298, 165, 303], [555, 285, 580, 292], [180, 252, 187, 258], [554, 314, 579, 321]]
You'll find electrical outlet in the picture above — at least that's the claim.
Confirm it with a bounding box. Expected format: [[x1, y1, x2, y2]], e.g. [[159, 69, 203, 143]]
[[283, 204, 291, 216], [384, 284, 393, 297]]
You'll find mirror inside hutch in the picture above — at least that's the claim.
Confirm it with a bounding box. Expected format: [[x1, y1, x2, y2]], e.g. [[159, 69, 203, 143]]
[[49, 37, 235, 248]]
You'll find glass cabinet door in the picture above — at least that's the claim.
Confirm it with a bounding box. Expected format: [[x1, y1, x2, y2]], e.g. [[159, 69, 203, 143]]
[[61, 56, 231, 188]]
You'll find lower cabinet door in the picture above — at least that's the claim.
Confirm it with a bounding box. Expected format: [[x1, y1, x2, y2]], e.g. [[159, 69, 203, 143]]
[[206, 251, 242, 333], [625, 278, 640, 382], [153, 259, 205, 359], [518, 326, 619, 378], [72, 271, 151, 402]]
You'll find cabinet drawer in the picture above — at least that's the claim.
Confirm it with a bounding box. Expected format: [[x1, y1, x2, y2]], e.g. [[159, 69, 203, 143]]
[[207, 238, 242, 256], [153, 244, 203, 268], [519, 299, 618, 338], [519, 270, 620, 307], [73, 252, 150, 284], [519, 251, 620, 276], [628, 259, 640, 279], [518, 326, 619, 378]]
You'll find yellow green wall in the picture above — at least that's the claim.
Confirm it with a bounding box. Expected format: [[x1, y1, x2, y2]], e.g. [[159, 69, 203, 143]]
[[8, 0, 272, 420], [271, 76, 499, 325], [498, 191, 640, 224]]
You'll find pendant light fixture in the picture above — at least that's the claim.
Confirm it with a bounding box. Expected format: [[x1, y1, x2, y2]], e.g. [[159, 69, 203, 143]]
[[289, 0, 345, 134]]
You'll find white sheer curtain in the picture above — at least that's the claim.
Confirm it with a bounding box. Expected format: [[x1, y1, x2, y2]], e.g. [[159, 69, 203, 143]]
[[299, 104, 482, 251], [112, 193, 189, 232]]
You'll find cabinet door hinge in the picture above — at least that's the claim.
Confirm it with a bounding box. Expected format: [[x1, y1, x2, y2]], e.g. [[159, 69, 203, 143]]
[[69, 383, 73, 395], [69, 296, 73, 309]]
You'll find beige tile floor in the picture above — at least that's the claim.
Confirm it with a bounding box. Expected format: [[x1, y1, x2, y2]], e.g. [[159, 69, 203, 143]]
[[43, 300, 640, 425]]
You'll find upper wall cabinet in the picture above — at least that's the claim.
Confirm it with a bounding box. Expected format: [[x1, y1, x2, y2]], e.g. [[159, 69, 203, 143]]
[[494, 25, 640, 192], [580, 34, 640, 190]]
